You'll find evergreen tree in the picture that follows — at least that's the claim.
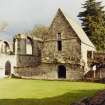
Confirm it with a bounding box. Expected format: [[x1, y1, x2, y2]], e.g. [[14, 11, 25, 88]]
[[78, 0, 105, 51]]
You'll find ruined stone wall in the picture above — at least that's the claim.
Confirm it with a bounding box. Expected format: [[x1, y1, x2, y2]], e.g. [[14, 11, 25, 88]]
[[15, 64, 57, 79], [15, 63, 84, 80], [14, 34, 42, 68], [42, 9, 81, 64], [32, 40, 43, 60], [66, 64, 84, 80], [15, 34, 42, 56], [16, 55, 40, 67], [0, 54, 16, 78], [0, 41, 13, 54], [0, 34, 43, 78], [15, 35, 26, 55]]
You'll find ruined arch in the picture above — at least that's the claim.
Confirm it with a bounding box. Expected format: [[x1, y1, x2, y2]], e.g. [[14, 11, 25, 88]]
[[5, 61, 11, 76], [1, 41, 10, 54], [58, 65, 66, 79], [26, 37, 33, 55]]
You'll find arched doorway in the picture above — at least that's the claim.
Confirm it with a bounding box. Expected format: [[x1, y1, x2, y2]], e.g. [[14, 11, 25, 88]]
[[5, 61, 11, 76], [58, 65, 66, 79]]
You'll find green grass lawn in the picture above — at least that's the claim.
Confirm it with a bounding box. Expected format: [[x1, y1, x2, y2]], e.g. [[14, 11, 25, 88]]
[[0, 79, 105, 105]]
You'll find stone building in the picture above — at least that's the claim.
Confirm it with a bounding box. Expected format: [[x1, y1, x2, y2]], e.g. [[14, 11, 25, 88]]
[[0, 9, 96, 80]]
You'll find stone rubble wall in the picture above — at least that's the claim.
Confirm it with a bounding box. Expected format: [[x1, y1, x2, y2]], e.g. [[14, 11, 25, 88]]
[[15, 63, 84, 80], [16, 55, 40, 67]]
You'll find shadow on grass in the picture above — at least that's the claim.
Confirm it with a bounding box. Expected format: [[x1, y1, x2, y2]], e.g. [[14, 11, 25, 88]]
[[0, 89, 102, 105]]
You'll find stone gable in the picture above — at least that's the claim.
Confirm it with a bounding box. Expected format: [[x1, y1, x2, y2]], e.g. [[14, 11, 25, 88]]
[[42, 9, 81, 64]]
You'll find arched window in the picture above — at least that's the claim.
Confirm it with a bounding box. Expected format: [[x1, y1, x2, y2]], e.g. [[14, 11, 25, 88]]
[[26, 37, 33, 55], [5, 61, 11, 76], [58, 65, 66, 78], [1, 41, 10, 54]]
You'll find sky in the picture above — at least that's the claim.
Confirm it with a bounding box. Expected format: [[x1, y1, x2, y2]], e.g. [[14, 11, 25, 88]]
[[0, 0, 105, 41]]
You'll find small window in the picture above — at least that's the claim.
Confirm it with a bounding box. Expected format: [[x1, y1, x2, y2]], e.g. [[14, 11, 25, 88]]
[[57, 33, 61, 40], [57, 40, 62, 51], [57, 33, 62, 51]]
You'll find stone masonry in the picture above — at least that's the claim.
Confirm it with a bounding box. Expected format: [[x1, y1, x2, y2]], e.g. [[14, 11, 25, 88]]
[[0, 8, 96, 80]]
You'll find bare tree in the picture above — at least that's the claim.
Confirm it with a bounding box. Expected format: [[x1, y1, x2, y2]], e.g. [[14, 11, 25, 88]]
[[31, 25, 48, 40], [0, 21, 8, 32]]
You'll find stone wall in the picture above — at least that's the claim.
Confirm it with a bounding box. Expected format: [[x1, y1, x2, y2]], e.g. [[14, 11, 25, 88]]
[[14, 34, 42, 57], [42, 8, 81, 64], [14, 34, 42, 67], [15, 63, 84, 80], [16, 55, 40, 67], [15, 64, 57, 79], [0, 54, 16, 78]]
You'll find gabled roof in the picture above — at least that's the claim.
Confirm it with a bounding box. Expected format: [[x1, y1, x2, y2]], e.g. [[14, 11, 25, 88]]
[[57, 8, 96, 49]]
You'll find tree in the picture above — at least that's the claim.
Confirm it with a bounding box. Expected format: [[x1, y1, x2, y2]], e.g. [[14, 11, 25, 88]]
[[31, 25, 48, 41], [78, 0, 105, 51]]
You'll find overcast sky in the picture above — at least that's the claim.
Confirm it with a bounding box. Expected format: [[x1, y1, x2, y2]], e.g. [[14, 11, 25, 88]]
[[0, 0, 105, 41]]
